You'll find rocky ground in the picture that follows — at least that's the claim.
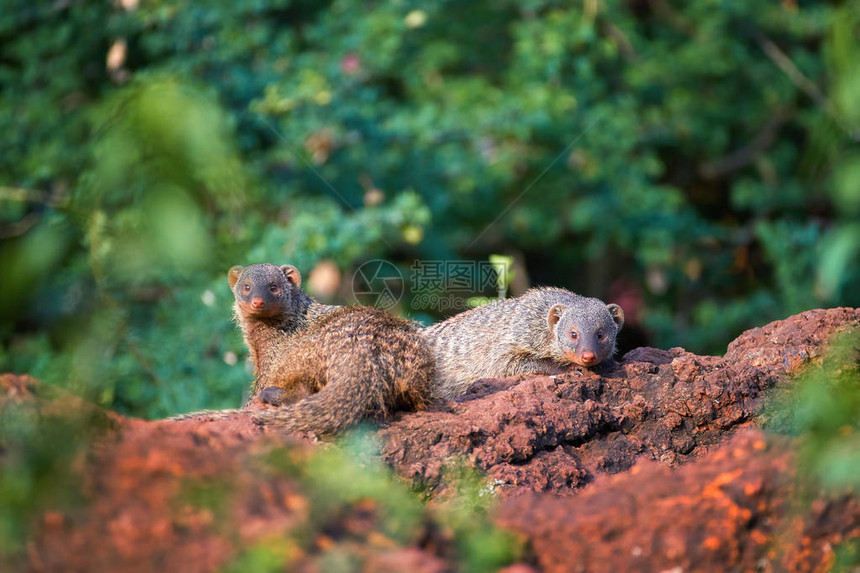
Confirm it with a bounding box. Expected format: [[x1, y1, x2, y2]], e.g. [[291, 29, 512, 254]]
[[2, 308, 859, 572]]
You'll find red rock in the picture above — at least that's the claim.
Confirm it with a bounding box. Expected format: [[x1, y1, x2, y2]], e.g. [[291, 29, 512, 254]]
[[495, 430, 860, 573], [1, 308, 857, 572], [380, 308, 860, 496]]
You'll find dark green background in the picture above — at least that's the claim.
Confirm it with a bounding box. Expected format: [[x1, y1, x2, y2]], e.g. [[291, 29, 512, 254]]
[[1, 0, 859, 419]]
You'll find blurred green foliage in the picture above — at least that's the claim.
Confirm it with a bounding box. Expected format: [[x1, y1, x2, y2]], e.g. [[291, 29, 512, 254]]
[[764, 327, 860, 569], [0, 390, 112, 563], [227, 429, 520, 572], [0, 407, 519, 570], [766, 328, 860, 492], [0, 0, 859, 418], [432, 462, 523, 572]]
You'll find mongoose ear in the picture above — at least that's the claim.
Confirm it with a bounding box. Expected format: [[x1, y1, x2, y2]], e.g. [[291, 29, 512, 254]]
[[280, 265, 301, 288], [546, 304, 566, 330], [228, 266, 244, 289], [607, 303, 625, 331]]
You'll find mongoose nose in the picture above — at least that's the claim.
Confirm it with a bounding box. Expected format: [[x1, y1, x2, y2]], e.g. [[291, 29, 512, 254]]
[[581, 351, 597, 364], [251, 297, 265, 309]]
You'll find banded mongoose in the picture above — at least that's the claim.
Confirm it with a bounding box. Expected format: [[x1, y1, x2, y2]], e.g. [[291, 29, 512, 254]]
[[424, 287, 624, 399], [172, 264, 434, 434]]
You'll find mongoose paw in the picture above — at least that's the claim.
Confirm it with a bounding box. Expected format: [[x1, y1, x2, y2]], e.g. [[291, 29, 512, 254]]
[[257, 387, 290, 406]]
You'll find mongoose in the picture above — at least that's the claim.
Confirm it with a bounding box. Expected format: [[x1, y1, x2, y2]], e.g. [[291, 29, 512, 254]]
[[237, 278, 624, 403], [172, 264, 434, 434], [229, 263, 337, 407], [424, 287, 624, 399]]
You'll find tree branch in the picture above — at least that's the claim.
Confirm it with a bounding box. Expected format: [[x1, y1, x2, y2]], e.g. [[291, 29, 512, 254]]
[[699, 107, 792, 180]]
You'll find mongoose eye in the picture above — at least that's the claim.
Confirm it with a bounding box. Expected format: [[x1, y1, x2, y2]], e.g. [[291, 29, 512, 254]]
[[243, 283, 251, 292], [596, 331, 605, 341], [269, 283, 280, 294], [570, 331, 578, 341]]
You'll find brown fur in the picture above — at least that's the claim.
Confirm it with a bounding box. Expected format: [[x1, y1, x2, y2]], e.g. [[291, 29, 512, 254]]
[[424, 287, 624, 399], [171, 264, 434, 434]]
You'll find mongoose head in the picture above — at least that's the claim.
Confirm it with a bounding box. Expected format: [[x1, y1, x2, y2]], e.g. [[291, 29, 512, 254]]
[[548, 300, 624, 368], [228, 263, 303, 323]]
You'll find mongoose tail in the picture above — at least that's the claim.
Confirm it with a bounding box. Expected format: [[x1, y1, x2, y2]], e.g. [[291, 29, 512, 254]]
[[252, 359, 390, 435], [166, 409, 246, 422]]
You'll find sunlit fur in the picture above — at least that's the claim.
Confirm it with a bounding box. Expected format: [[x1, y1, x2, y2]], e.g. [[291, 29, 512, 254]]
[[171, 263, 434, 434], [424, 287, 624, 399]]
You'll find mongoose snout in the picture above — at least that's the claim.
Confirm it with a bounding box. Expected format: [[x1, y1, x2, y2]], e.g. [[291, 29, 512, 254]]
[[573, 350, 598, 366]]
